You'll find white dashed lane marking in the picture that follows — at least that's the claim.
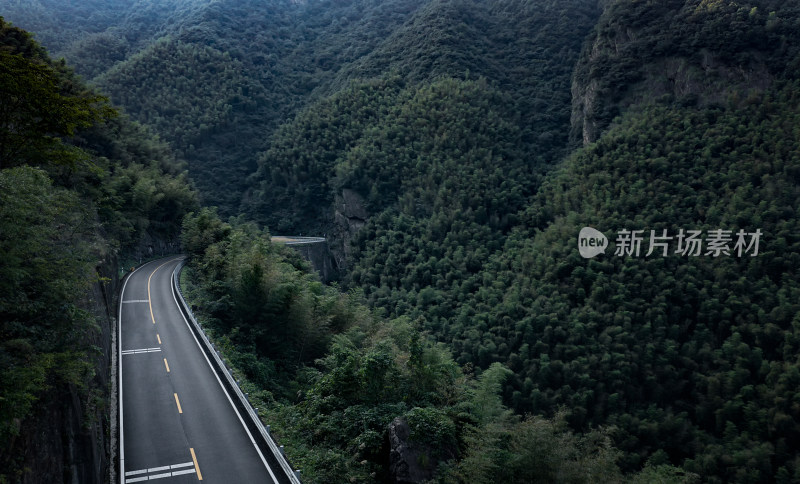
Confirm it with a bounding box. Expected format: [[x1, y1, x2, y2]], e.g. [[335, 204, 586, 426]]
[[121, 347, 162, 355], [125, 461, 195, 482]]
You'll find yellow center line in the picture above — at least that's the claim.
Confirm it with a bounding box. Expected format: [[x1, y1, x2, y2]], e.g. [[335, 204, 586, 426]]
[[147, 259, 174, 325], [157, 333, 162, 344], [174, 393, 183, 414], [190, 448, 203, 481], [164, 358, 170, 373]]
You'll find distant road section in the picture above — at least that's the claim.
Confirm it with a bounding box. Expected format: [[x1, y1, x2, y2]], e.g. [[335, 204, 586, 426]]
[[271, 236, 326, 245], [119, 257, 279, 483]]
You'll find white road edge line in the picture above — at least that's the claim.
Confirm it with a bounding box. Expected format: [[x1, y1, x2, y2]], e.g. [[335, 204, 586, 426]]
[[170, 264, 280, 483], [119, 265, 135, 484]]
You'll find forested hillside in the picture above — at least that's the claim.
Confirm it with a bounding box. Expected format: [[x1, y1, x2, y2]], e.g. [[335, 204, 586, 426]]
[[0, 0, 210, 78], [0, 18, 196, 482], [180, 208, 689, 483], [1, 0, 599, 216], [3, 0, 800, 482], [245, 0, 800, 481], [2, 0, 438, 212], [245, 0, 600, 276], [340, 1, 800, 481]]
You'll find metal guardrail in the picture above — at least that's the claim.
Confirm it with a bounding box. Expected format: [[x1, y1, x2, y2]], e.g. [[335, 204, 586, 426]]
[[271, 236, 327, 246], [171, 260, 302, 484]]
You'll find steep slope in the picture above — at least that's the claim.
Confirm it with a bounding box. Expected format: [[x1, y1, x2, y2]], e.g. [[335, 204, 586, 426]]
[[571, 0, 800, 145], [2, 0, 439, 212], [5, 1, 799, 481], [91, 36, 271, 211], [382, 1, 800, 480], [275, 1, 800, 480], [246, 0, 600, 271], [2, 0, 599, 216], [456, 85, 800, 481], [0, 0, 128, 54], [331, 0, 599, 144], [0, 0, 209, 78]]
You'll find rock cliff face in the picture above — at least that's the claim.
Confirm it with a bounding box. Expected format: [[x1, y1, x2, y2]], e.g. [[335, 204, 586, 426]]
[[289, 241, 338, 283], [11, 258, 119, 484], [570, 0, 778, 146], [388, 418, 433, 484], [331, 188, 369, 272], [124, 232, 182, 266], [387, 417, 457, 484]]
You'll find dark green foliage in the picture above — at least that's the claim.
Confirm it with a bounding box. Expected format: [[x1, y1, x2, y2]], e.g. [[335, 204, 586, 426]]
[[2, 0, 431, 213], [2, 0, 599, 215], [0, 0, 209, 57], [0, 18, 113, 170], [292, 3, 800, 481], [330, 0, 600, 149], [248, 75, 541, 236], [430, 84, 800, 481], [449, 411, 625, 484], [181, 208, 337, 369], [0, 167, 96, 444], [92, 37, 271, 209], [181, 210, 666, 483]]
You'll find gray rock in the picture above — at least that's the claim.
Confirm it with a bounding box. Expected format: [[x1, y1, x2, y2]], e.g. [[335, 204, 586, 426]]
[[388, 417, 434, 484]]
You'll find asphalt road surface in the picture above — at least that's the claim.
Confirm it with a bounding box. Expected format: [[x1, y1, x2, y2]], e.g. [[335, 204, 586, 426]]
[[119, 257, 278, 483]]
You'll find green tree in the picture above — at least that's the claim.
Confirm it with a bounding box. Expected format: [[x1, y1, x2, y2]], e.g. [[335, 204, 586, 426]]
[[0, 22, 113, 169]]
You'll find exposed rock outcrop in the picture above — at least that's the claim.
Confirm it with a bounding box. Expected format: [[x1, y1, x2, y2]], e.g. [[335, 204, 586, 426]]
[[389, 417, 432, 484], [288, 240, 338, 283], [125, 231, 181, 265], [331, 188, 369, 272], [570, 1, 777, 146], [388, 416, 458, 484]]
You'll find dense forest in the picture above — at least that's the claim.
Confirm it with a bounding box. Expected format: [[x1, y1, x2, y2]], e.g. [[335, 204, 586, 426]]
[[2, 0, 800, 482], [180, 207, 688, 483]]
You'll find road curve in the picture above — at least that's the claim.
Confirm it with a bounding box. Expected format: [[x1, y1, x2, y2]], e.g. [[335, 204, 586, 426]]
[[119, 257, 278, 483]]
